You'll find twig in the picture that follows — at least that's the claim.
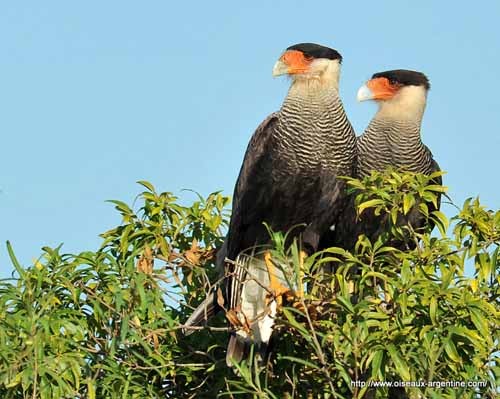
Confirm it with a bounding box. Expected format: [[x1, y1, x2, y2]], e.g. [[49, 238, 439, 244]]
[[299, 296, 336, 394], [177, 325, 229, 332]]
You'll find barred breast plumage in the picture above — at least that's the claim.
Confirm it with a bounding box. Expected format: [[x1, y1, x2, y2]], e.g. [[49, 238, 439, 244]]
[[357, 118, 435, 177], [274, 88, 356, 178]]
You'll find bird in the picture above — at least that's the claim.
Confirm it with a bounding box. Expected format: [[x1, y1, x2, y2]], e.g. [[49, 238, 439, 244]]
[[322, 69, 441, 252], [183, 43, 357, 367]]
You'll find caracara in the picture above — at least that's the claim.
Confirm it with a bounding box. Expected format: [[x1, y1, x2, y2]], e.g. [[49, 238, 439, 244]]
[[184, 43, 356, 366], [324, 69, 441, 251]]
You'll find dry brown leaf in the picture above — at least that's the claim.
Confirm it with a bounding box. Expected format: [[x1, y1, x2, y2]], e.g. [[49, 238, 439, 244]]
[[184, 239, 202, 265], [137, 244, 154, 274], [225, 309, 242, 329], [216, 287, 225, 309], [152, 333, 159, 349]]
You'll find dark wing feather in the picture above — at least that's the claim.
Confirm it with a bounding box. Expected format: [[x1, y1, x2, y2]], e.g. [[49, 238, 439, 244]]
[[226, 113, 278, 259], [183, 115, 277, 332], [303, 170, 351, 253], [224, 113, 278, 310]]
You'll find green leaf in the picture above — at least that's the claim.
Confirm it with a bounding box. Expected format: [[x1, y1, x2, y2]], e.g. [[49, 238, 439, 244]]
[[444, 338, 461, 363], [6, 241, 25, 279], [336, 295, 355, 314], [282, 308, 309, 337], [371, 350, 384, 378], [418, 325, 433, 341], [469, 307, 489, 339], [357, 199, 385, 215], [364, 311, 390, 320], [429, 296, 438, 325], [425, 184, 448, 193], [279, 356, 320, 369], [106, 199, 134, 216], [361, 271, 390, 284], [448, 326, 482, 345], [387, 344, 411, 380], [399, 292, 408, 315], [5, 371, 22, 388], [403, 194, 415, 215], [431, 210, 449, 236], [476, 253, 492, 282], [390, 208, 398, 225], [87, 378, 96, 399], [419, 202, 429, 218], [400, 261, 411, 285], [137, 180, 155, 192]]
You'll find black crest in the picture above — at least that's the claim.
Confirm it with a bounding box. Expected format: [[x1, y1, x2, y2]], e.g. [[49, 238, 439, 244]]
[[372, 70, 430, 90], [286, 43, 342, 63]]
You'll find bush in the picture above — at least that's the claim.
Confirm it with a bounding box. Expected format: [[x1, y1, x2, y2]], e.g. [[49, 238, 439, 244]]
[[0, 173, 498, 398]]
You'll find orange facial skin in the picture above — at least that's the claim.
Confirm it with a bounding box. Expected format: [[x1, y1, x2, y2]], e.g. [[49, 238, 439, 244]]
[[366, 77, 401, 100], [281, 50, 313, 74]]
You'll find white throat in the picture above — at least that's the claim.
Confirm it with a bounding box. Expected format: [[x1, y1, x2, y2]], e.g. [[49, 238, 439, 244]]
[[376, 85, 427, 122], [290, 59, 341, 93]]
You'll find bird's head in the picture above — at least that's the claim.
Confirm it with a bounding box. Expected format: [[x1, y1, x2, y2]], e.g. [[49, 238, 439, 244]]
[[357, 70, 430, 119], [272, 43, 343, 87]]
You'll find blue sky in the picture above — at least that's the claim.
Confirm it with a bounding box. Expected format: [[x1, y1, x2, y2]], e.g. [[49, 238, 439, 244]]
[[1, 2, 499, 277]]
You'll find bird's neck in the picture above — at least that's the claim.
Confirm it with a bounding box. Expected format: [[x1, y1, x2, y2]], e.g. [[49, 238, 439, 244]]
[[376, 85, 427, 121], [357, 117, 433, 176], [275, 81, 356, 175], [368, 89, 426, 149], [370, 116, 424, 143], [287, 72, 339, 98], [283, 82, 341, 116], [281, 80, 350, 141]]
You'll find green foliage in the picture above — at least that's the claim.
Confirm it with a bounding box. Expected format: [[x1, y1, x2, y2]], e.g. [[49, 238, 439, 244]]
[[348, 169, 447, 245], [0, 174, 499, 398], [0, 184, 230, 398]]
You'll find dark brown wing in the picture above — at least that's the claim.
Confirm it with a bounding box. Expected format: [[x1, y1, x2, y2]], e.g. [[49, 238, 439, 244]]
[[303, 169, 351, 253], [225, 113, 278, 260], [223, 113, 278, 314], [183, 114, 277, 331]]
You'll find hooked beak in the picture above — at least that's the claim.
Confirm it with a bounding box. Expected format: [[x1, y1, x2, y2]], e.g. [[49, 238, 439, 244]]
[[357, 84, 374, 102], [272, 59, 289, 77]]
